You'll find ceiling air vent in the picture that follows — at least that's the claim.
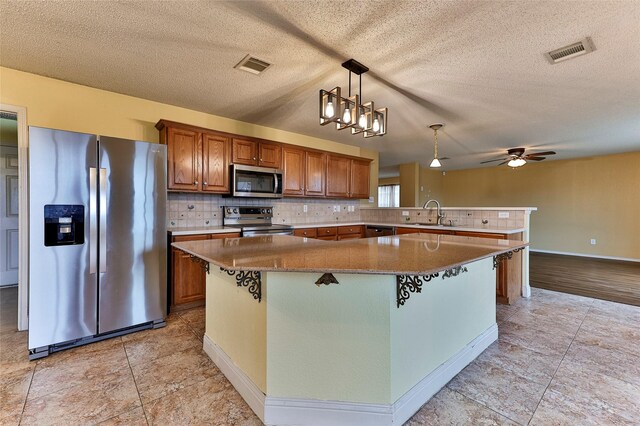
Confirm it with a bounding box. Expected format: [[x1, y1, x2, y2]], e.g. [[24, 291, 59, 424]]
[[234, 54, 271, 75], [544, 37, 595, 64]]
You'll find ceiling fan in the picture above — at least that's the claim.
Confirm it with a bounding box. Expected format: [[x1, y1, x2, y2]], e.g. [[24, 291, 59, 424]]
[[480, 148, 556, 167]]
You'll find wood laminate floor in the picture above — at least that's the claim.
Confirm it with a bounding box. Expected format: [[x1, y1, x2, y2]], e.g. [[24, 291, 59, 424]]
[[530, 252, 640, 306]]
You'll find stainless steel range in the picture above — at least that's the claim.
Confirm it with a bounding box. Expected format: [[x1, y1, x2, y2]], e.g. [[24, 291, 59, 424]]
[[223, 206, 293, 237]]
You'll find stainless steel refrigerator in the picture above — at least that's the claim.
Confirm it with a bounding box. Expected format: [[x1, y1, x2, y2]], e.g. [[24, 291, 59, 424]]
[[28, 126, 167, 359]]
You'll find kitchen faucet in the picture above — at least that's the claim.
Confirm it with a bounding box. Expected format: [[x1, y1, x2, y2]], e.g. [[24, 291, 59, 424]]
[[423, 199, 445, 225]]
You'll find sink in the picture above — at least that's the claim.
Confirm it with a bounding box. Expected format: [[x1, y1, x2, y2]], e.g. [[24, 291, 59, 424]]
[[416, 223, 457, 227]]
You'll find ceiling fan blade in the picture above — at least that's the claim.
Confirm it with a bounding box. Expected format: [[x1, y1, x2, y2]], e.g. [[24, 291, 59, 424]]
[[526, 156, 546, 161], [481, 158, 508, 164], [530, 151, 556, 156], [497, 160, 510, 166], [440, 157, 450, 160]]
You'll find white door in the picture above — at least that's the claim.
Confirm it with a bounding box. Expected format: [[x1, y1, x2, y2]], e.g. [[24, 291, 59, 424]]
[[0, 145, 19, 286]]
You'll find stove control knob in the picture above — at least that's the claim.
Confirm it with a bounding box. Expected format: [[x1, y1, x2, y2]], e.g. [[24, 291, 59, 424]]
[[267, 209, 272, 214], [261, 208, 266, 214], [226, 208, 231, 214], [233, 208, 238, 214]]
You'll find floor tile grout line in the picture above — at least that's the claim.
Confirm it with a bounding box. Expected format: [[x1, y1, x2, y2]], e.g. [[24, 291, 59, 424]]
[[448, 388, 525, 425], [122, 338, 150, 426], [17, 356, 37, 426], [526, 301, 594, 425]]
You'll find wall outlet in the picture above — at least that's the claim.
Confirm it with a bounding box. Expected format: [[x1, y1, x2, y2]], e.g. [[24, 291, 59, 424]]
[[333, 205, 340, 212], [368, 196, 374, 203], [498, 211, 510, 219], [348, 205, 355, 212], [303, 204, 308, 213], [590, 239, 597, 245], [402, 210, 410, 216]]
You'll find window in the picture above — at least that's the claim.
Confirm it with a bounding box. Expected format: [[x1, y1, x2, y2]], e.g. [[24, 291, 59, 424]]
[[378, 184, 400, 207]]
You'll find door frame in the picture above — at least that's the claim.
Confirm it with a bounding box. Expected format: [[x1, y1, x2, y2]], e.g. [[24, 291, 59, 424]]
[[1, 103, 28, 331]]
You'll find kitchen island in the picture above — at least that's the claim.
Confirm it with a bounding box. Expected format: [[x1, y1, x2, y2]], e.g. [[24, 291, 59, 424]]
[[173, 234, 527, 426]]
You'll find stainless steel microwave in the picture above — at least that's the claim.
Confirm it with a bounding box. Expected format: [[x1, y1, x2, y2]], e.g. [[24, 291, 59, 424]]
[[231, 164, 283, 198]]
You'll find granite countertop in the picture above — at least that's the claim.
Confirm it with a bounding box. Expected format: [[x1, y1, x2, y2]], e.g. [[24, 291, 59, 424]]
[[172, 234, 528, 276], [168, 223, 525, 236]]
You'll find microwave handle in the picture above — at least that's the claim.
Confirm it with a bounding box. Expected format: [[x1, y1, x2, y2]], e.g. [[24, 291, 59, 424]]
[[273, 172, 279, 194]]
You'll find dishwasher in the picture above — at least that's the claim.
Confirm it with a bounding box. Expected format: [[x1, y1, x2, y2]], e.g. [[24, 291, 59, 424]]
[[365, 225, 395, 238]]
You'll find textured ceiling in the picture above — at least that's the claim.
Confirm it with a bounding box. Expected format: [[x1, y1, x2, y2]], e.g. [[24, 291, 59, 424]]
[[1, 0, 639, 170]]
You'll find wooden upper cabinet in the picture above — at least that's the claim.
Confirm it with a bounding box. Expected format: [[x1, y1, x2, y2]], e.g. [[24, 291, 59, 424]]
[[165, 126, 200, 191], [350, 158, 371, 199], [283, 147, 305, 196], [232, 138, 282, 168], [326, 154, 351, 198], [157, 120, 230, 194], [305, 151, 326, 197], [232, 138, 258, 165], [202, 133, 230, 193], [259, 142, 282, 169]]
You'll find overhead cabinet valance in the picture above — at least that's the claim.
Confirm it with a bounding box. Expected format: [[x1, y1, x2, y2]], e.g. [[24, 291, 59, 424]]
[[156, 120, 371, 199]]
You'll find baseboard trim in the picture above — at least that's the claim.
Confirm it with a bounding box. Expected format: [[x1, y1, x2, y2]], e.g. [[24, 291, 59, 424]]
[[530, 249, 640, 263], [202, 335, 266, 422], [204, 324, 498, 425], [391, 323, 498, 425]]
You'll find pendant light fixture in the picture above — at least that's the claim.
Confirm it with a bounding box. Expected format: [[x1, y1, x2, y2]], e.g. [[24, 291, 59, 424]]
[[319, 59, 387, 138], [429, 123, 444, 168]]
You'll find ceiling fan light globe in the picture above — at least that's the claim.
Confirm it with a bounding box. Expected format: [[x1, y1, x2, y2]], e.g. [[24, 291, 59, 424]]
[[507, 158, 526, 168], [430, 158, 442, 168]]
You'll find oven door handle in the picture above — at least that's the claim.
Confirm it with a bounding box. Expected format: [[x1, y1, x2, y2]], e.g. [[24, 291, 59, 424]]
[[273, 172, 279, 195]]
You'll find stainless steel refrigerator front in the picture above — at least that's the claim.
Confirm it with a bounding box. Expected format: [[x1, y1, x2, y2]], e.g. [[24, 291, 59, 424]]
[[28, 127, 167, 356]]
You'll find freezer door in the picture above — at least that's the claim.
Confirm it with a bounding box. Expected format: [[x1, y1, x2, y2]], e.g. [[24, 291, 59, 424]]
[[28, 127, 98, 349], [97, 137, 167, 334]]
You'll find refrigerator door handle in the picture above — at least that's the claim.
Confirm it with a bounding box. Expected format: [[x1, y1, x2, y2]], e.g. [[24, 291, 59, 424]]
[[99, 168, 107, 273], [89, 168, 98, 274]]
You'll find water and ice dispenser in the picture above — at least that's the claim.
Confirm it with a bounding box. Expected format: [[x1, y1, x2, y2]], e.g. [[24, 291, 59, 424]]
[[44, 205, 84, 246]]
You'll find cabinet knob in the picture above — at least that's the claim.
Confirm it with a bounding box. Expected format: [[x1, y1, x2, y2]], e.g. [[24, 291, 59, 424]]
[[204, 181, 208, 186], [194, 180, 198, 186], [253, 157, 256, 160], [260, 158, 263, 162]]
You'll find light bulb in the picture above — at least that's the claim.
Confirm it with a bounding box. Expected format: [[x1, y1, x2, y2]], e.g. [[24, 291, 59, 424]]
[[325, 101, 335, 118], [342, 106, 351, 123], [430, 158, 442, 168], [507, 158, 526, 168], [372, 118, 380, 132], [358, 113, 367, 128]]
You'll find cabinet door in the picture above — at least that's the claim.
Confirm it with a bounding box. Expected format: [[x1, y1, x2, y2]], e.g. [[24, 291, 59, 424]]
[[167, 127, 201, 191], [172, 248, 206, 306], [338, 225, 364, 236], [396, 227, 421, 235], [337, 234, 361, 240], [259, 142, 282, 169], [325, 155, 351, 198], [305, 151, 326, 197], [350, 159, 371, 199], [317, 227, 337, 237], [454, 231, 507, 239], [232, 138, 258, 165], [420, 229, 455, 235], [202, 133, 230, 193], [283, 147, 305, 196], [317, 235, 338, 241]]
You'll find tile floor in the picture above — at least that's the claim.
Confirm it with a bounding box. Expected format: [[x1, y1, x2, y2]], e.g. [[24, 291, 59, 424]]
[[1, 286, 640, 425]]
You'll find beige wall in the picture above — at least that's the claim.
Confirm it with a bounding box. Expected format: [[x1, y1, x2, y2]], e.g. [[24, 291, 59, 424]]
[[418, 168, 444, 207], [379, 176, 400, 186], [440, 152, 640, 260], [399, 162, 419, 207], [0, 67, 378, 199]]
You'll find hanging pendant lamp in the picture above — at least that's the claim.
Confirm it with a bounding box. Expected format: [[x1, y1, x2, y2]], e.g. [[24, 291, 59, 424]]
[[429, 123, 444, 168], [319, 59, 387, 138]]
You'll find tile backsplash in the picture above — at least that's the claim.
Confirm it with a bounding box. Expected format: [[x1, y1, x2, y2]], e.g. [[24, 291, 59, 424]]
[[360, 208, 526, 229], [167, 193, 361, 228]]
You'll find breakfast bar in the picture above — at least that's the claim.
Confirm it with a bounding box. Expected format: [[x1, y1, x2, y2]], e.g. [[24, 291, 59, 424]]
[[173, 234, 527, 426]]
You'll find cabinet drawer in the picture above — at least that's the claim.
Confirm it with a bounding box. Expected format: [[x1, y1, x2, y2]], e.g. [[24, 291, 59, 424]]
[[337, 234, 361, 240], [338, 225, 363, 235], [317, 227, 337, 236], [294, 228, 318, 238], [419, 229, 455, 235], [395, 227, 420, 235], [210, 232, 240, 239], [172, 234, 210, 242], [455, 231, 507, 239]]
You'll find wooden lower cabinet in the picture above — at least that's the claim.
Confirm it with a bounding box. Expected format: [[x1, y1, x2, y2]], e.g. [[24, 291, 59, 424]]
[[294, 228, 317, 238], [294, 225, 363, 241], [395, 227, 424, 235], [170, 232, 240, 312]]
